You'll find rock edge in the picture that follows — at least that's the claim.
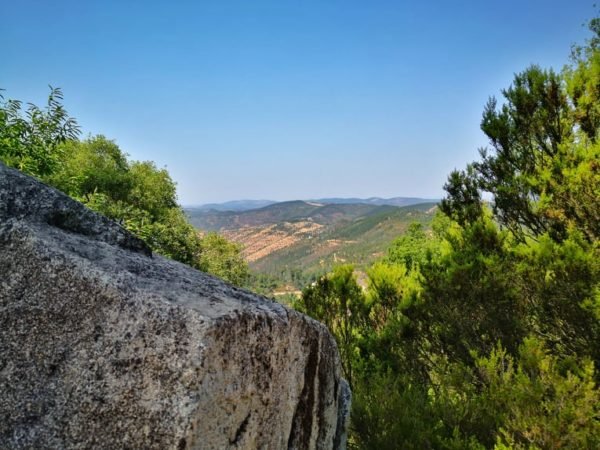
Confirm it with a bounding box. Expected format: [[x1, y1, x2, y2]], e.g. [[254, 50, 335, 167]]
[[0, 163, 350, 449]]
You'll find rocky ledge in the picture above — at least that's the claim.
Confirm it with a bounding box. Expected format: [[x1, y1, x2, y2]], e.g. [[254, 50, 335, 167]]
[[0, 163, 350, 449]]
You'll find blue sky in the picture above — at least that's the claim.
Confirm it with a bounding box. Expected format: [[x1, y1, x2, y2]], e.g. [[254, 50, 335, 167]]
[[2, 0, 596, 205]]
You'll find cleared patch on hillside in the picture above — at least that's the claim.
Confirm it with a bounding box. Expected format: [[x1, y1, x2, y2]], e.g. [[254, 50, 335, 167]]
[[223, 221, 324, 262], [189, 201, 438, 294]]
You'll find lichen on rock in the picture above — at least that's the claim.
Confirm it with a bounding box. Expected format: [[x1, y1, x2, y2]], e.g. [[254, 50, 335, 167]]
[[0, 163, 350, 449]]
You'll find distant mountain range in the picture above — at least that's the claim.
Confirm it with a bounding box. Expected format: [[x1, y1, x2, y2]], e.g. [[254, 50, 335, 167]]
[[186, 200, 403, 231], [185, 199, 439, 294], [187, 199, 277, 212], [188, 197, 439, 212], [310, 197, 439, 207]]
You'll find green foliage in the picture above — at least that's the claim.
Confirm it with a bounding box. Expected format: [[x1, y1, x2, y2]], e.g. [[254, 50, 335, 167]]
[[421, 212, 525, 364], [62, 138, 248, 286], [296, 17, 600, 449], [386, 222, 430, 270], [480, 339, 600, 449], [513, 230, 600, 365], [0, 86, 80, 177], [294, 265, 368, 386], [246, 273, 281, 296], [537, 140, 599, 242], [144, 208, 204, 267], [567, 18, 600, 141], [441, 165, 483, 227], [46, 135, 131, 199], [360, 262, 423, 377], [366, 262, 411, 327], [351, 372, 472, 450], [197, 232, 249, 286], [441, 58, 599, 243], [127, 161, 178, 220], [0, 90, 248, 286]]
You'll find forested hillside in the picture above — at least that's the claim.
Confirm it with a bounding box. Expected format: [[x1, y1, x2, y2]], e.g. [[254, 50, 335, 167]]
[[187, 200, 398, 230], [188, 201, 437, 295], [243, 203, 436, 289], [294, 20, 600, 449]]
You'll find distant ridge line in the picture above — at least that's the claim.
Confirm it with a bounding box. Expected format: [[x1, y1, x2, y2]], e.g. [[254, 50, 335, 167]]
[[187, 197, 439, 212]]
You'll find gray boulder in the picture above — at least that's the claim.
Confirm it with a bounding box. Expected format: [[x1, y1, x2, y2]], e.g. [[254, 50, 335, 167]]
[[0, 163, 350, 449]]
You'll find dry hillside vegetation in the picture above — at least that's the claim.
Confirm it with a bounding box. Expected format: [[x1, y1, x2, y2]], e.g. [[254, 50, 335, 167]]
[[223, 221, 323, 262], [187, 201, 437, 292]]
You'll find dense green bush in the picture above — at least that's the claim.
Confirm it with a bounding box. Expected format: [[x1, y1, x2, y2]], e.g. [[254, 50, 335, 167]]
[[0, 95, 248, 286], [296, 17, 600, 449]]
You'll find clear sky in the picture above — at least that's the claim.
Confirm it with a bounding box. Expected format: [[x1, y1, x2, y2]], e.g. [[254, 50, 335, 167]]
[[2, 0, 596, 205]]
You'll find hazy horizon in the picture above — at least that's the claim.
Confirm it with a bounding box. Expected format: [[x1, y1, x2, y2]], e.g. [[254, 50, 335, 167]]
[[3, 1, 594, 204], [183, 195, 441, 208]]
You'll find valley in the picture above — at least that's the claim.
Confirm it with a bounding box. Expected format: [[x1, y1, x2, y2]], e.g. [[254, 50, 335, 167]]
[[186, 199, 438, 295]]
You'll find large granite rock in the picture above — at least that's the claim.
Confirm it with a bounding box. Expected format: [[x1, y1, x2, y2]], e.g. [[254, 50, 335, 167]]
[[0, 163, 350, 449]]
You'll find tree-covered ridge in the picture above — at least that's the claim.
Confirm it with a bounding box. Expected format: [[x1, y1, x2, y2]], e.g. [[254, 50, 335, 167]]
[[295, 19, 600, 449], [0, 92, 248, 286]]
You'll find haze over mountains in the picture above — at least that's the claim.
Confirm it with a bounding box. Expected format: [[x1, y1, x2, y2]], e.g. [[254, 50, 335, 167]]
[[189, 199, 277, 212], [188, 197, 439, 212], [187, 201, 404, 231]]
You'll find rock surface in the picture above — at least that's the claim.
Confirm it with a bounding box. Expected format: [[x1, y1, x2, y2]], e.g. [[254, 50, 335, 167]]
[[0, 163, 350, 449]]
